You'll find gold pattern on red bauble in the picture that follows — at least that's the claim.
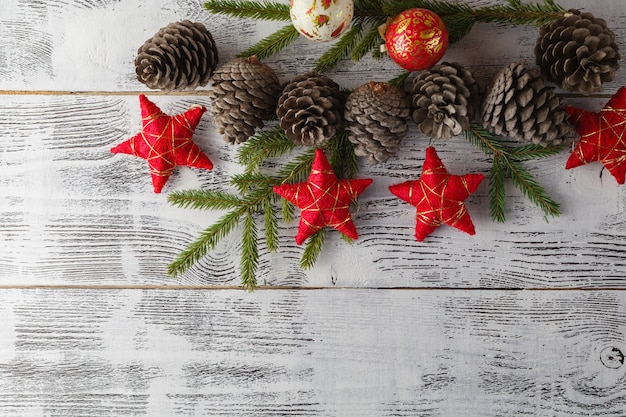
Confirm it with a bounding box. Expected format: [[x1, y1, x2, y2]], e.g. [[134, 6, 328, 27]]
[[385, 8, 448, 71]]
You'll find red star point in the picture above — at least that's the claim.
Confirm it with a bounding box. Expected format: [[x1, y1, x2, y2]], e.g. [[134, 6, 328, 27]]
[[389, 146, 484, 242], [111, 94, 213, 193], [565, 86, 626, 184], [273, 149, 373, 245]]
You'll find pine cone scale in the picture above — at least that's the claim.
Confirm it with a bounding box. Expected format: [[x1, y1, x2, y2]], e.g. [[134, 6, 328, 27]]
[[411, 62, 479, 141], [344, 81, 410, 165], [481, 61, 572, 147], [135, 20, 218, 91], [535, 9, 620, 95], [209, 57, 281, 145]]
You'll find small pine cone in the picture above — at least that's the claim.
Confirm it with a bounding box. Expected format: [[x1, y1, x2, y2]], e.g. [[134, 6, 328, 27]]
[[344, 81, 410, 164], [411, 62, 479, 141], [277, 72, 343, 147], [135, 20, 218, 91], [534, 9, 620, 95], [480, 62, 571, 146], [208, 57, 281, 144]]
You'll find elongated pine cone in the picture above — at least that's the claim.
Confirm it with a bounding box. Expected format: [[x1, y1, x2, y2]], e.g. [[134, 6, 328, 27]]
[[480, 62, 571, 146], [534, 9, 620, 95], [277, 72, 343, 146], [344, 81, 410, 164], [209, 57, 281, 144], [411, 62, 479, 141], [135, 20, 218, 91]]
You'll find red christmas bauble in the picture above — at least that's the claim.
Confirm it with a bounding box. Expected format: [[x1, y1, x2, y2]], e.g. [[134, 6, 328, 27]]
[[385, 8, 448, 71]]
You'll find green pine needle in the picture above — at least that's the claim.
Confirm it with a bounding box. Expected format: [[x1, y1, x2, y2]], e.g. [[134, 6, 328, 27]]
[[505, 160, 560, 218], [167, 208, 244, 277], [237, 127, 294, 174], [326, 129, 359, 179], [281, 198, 295, 224], [351, 19, 386, 61], [230, 172, 274, 194], [168, 189, 243, 211], [465, 123, 506, 155], [238, 24, 300, 60], [276, 148, 317, 185], [315, 22, 364, 73], [240, 210, 259, 291], [300, 229, 327, 270], [388, 71, 411, 89], [488, 156, 507, 224], [465, 123, 562, 222], [508, 143, 563, 161], [263, 198, 279, 252], [204, 0, 291, 21]]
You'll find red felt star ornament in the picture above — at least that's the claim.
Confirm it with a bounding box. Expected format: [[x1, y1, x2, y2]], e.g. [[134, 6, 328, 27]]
[[111, 94, 213, 193], [273, 148, 373, 245], [565, 86, 626, 184], [389, 146, 484, 242]]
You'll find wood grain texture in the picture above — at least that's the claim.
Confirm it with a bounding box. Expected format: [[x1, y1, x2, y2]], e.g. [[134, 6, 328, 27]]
[[0, 288, 625, 416], [0, 93, 625, 287], [1, 2, 626, 413]]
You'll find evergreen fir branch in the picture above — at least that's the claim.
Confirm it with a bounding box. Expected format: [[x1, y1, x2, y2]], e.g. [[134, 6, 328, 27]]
[[300, 229, 327, 270], [230, 172, 274, 194], [382, 0, 473, 23], [238, 24, 300, 60], [340, 233, 354, 243], [314, 22, 364, 73], [168, 189, 243, 211], [508, 143, 563, 161], [204, 0, 291, 21], [350, 18, 386, 62], [465, 123, 506, 155], [325, 129, 359, 179], [441, 11, 475, 44], [167, 208, 244, 277], [473, 0, 567, 27], [276, 148, 317, 185], [240, 209, 259, 291], [263, 198, 279, 252], [488, 156, 507, 224], [465, 123, 561, 221], [281, 198, 295, 223], [237, 127, 294, 174], [505, 160, 561, 218], [388, 70, 411, 89]]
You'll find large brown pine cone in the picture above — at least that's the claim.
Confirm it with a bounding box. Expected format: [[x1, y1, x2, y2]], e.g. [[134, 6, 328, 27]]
[[411, 62, 479, 141], [534, 9, 620, 95], [276, 72, 343, 147], [344, 81, 410, 164], [135, 20, 218, 91], [480, 62, 571, 146], [209, 56, 281, 145]]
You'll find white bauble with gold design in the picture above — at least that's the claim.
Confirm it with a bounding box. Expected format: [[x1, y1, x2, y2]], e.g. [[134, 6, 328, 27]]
[[290, 0, 354, 42]]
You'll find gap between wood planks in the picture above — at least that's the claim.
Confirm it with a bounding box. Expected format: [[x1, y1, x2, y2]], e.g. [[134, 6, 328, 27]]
[[0, 90, 612, 99], [0, 285, 625, 291]]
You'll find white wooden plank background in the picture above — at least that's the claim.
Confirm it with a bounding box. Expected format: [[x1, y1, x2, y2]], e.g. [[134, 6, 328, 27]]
[[1, 0, 626, 415], [1, 289, 625, 416]]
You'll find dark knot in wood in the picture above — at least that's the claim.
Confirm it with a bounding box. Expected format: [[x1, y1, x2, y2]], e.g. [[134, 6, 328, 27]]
[[600, 346, 625, 369]]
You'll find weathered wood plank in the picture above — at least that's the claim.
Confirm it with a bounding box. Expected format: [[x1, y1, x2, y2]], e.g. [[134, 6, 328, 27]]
[[1, 0, 625, 92], [0, 94, 625, 287], [0, 288, 624, 416]]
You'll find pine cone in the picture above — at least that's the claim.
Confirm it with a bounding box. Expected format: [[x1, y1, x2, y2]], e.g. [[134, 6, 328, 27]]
[[135, 20, 218, 91], [277, 72, 343, 146], [534, 9, 620, 95], [344, 81, 410, 164], [411, 62, 479, 141], [480, 62, 571, 146], [209, 56, 281, 145]]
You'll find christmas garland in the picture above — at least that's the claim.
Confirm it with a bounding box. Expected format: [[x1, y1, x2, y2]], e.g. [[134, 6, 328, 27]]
[[114, 0, 622, 290]]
